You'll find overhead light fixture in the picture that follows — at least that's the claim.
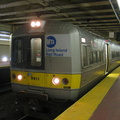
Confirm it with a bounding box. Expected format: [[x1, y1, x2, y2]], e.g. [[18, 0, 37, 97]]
[[109, 0, 120, 22], [1, 56, 8, 62], [117, 0, 120, 9]]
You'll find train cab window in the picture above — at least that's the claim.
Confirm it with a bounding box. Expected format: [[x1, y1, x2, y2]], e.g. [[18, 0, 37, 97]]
[[12, 39, 23, 64], [31, 38, 42, 66]]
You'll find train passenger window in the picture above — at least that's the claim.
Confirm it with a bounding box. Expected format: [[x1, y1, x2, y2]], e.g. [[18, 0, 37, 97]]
[[82, 46, 88, 66], [98, 51, 103, 62], [112, 51, 115, 58], [112, 51, 120, 58], [96, 51, 102, 62], [89, 51, 94, 64], [31, 38, 42, 66], [82, 45, 103, 67], [116, 51, 120, 58], [89, 51, 96, 64], [116, 52, 119, 57], [89, 51, 103, 64], [94, 51, 97, 63]]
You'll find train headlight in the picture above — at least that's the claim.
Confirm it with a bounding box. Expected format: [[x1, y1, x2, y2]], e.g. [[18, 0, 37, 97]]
[[17, 75, 23, 81], [31, 21, 41, 27], [31, 21, 36, 27], [36, 21, 41, 27], [52, 77, 60, 85], [62, 78, 69, 85]]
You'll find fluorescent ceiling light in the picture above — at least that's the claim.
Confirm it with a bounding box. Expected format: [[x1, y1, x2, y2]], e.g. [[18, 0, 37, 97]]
[[117, 0, 120, 9]]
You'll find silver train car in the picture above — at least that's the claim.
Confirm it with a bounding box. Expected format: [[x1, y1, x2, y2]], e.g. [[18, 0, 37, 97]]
[[11, 20, 120, 117]]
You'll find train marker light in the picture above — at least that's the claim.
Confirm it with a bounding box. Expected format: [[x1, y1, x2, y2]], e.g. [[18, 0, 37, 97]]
[[17, 75, 23, 81], [52, 77, 60, 85], [105, 40, 109, 42], [62, 78, 69, 85], [117, 0, 120, 9], [12, 73, 16, 79], [31, 21, 41, 27]]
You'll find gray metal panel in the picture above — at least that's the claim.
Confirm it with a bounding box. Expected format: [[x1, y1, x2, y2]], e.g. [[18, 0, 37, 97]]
[[12, 83, 79, 101], [70, 26, 81, 74], [44, 21, 81, 74], [44, 21, 76, 34], [81, 64, 105, 87], [46, 88, 79, 101], [13, 20, 78, 36], [45, 57, 72, 74]]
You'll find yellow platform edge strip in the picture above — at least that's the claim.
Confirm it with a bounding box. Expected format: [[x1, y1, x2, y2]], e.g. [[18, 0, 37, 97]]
[[54, 67, 120, 120]]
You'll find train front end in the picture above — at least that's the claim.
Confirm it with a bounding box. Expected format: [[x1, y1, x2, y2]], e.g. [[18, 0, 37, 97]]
[[11, 20, 81, 103]]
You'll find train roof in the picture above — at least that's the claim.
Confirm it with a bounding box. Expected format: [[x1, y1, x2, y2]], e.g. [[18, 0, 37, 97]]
[[12, 20, 78, 37]]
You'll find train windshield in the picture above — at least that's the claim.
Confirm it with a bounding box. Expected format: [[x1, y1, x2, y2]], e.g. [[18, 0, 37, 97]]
[[12, 38, 24, 67], [31, 38, 42, 67], [11, 36, 44, 69]]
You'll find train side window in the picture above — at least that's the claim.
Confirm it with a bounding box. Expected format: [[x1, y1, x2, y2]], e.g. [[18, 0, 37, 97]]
[[82, 45, 88, 67], [98, 51, 103, 62], [92, 51, 96, 63], [89, 51, 96, 64], [116, 51, 120, 58], [96, 51, 100, 62], [94, 51, 97, 63], [112, 51, 115, 58], [97, 51, 99, 62], [89, 51, 93, 64], [31, 38, 42, 66], [89, 51, 103, 64]]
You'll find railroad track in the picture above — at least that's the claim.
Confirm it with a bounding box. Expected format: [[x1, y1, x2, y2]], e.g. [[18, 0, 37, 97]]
[[18, 115, 40, 120], [0, 82, 11, 93], [18, 115, 28, 120]]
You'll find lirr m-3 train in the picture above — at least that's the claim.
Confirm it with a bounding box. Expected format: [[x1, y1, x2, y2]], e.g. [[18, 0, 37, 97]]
[[11, 20, 120, 117]]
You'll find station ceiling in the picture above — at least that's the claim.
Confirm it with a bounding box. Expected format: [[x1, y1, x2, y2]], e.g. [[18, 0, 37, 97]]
[[0, 0, 119, 40]]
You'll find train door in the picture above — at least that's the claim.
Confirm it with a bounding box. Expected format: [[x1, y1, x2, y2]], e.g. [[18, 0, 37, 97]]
[[27, 36, 45, 90], [105, 43, 110, 74]]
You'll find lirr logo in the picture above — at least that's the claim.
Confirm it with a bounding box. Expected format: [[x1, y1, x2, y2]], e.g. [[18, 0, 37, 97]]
[[46, 36, 56, 48]]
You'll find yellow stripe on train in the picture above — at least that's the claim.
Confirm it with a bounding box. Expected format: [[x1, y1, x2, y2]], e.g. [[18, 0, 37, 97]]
[[11, 71, 81, 89]]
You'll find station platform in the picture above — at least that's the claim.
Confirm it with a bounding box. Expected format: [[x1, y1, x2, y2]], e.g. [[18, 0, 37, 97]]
[[0, 62, 10, 68], [55, 66, 120, 120]]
